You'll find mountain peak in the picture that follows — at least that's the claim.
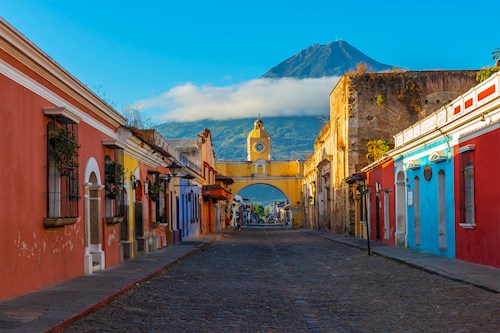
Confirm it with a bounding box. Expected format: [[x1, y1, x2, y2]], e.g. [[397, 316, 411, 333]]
[[262, 41, 392, 79]]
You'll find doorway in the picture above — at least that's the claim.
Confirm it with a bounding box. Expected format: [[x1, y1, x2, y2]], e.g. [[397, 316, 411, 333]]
[[438, 170, 446, 251], [395, 171, 407, 247], [83, 160, 105, 275]]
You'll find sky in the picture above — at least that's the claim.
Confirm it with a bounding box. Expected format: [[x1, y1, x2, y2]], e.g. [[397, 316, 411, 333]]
[[0, 0, 498, 122]]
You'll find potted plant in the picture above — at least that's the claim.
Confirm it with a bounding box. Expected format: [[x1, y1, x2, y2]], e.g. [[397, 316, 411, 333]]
[[105, 185, 117, 199], [104, 161, 125, 200], [105, 161, 125, 185], [149, 182, 162, 201], [48, 126, 80, 176]]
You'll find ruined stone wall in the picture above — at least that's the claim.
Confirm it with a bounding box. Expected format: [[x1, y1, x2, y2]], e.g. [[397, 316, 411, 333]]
[[349, 70, 478, 171], [328, 70, 478, 236], [329, 76, 352, 234]]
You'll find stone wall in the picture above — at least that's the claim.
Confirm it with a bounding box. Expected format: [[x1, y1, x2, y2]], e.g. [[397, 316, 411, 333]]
[[329, 70, 478, 235]]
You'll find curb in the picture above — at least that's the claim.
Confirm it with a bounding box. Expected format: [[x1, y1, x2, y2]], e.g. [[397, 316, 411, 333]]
[[47, 241, 213, 333]]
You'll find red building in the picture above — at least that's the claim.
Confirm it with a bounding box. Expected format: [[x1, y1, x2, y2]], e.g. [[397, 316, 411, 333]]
[[0, 19, 126, 300], [453, 74, 500, 268], [362, 158, 396, 245]]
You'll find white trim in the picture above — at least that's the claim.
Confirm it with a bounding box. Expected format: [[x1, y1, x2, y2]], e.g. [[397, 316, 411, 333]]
[[429, 150, 447, 163], [459, 223, 476, 229], [0, 59, 117, 138], [458, 121, 499, 144], [400, 143, 450, 164], [457, 144, 476, 154], [84, 157, 102, 185], [102, 138, 126, 149], [406, 160, 420, 170], [43, 106, 81, 124]]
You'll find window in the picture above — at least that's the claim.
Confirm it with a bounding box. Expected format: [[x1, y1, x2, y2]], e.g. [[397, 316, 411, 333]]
[[45, 117, 80, 226], [104, 148, 125, 223], [463, 161, 475, 224], [458, 145, 476, 228]]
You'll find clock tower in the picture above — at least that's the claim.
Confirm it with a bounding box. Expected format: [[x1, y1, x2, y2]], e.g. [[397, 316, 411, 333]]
[[247, 117, 271, 161]]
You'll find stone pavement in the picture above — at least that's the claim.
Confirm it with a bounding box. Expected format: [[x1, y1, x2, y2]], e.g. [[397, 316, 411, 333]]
[[0, 234, 220, 333], [304, 229, 500, 293], [0, 229, 498, 332]]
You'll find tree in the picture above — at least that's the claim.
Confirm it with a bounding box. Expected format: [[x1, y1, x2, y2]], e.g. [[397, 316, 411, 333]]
[[476, 48, 500, 82], [347, 62, 369, 76], [493, 48, 500, 67], [253, 205, 265, 219], [122, 104, 155, 129], [365, 139, 390, 162]]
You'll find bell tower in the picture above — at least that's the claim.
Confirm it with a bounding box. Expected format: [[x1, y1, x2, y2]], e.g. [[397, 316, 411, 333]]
[[247, 116, 271, 162]]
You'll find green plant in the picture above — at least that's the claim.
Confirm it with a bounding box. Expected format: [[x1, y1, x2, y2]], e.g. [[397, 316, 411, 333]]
[[105, 162, 125, 185], [105, 185, 117, 199], [476, 48, 500, 82], [48, 127, 80, 175], [149, 182, 162, 194], [376, 94, 385, 106], [366, 139, 391, 162], [476, 67, 500, 82], [149, 182, 163, 201], [492, 48, 500, 65]]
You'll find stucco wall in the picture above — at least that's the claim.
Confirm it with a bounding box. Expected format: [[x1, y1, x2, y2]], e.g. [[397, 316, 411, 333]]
[[454, 129, 500, 267]]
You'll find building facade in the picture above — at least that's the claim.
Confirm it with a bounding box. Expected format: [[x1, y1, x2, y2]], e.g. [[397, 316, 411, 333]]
[[0, 19, 127, 299], [361, 72, 500, 267], [304, 70, 479, 236], [216, 118, 304, 226]]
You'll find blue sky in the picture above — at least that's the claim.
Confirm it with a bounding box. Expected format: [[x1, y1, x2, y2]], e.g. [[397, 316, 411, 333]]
[[0, 0, 498, 121]]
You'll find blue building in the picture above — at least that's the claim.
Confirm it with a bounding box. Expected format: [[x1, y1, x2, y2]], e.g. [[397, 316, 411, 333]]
[[397, 138, 456, 257]]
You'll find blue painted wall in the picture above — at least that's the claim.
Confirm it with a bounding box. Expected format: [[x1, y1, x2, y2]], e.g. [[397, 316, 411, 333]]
[[403, 139, 456, 258], [179, 177, 201, 238]]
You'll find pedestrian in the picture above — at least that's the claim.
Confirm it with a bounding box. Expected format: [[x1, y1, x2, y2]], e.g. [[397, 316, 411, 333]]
[[225, 217, 230, 229]]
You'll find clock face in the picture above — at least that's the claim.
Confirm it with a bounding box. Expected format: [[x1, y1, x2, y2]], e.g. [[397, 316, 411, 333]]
[[254, 142, 265, 152]]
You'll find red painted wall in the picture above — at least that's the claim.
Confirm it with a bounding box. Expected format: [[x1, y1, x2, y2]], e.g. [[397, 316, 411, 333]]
[[454, 128, 500, 268], [0, 70, 121, 300], [366, 160, 395, 245], [0, 75, 86, 300]]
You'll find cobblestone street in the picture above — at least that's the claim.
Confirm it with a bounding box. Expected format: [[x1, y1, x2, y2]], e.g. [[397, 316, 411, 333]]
[[65, 230, 499, 333]]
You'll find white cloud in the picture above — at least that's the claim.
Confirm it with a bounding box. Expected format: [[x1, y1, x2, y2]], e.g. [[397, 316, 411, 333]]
[[137, 76, 340, 122]]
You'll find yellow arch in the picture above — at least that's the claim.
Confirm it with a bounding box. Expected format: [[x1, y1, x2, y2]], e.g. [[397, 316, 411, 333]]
[[216, 160, 304, 226]]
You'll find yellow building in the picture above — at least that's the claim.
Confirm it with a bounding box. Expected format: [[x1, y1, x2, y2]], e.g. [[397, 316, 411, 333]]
[[216, 118, 304, 227]]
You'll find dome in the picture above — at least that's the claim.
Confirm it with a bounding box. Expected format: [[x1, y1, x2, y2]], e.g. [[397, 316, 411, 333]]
[[248, 118, 270, 139]]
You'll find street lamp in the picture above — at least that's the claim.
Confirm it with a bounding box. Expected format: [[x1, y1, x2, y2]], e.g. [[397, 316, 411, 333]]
[[166, 162, 182, 178], [346, 172, 370, 255]]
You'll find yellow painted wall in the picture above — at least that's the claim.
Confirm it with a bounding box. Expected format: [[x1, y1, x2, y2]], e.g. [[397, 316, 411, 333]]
[[216, 160, 304, 227], [123, 154, 138, 254], [217, 160, 302, 178]]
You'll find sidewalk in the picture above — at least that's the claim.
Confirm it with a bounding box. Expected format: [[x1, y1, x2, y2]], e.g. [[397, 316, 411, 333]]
[[0, 235, 220, 333], [304, 229, 500, 293]]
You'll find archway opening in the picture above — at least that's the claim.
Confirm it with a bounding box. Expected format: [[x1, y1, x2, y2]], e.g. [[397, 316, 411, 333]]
[[235, 184, 291, 226]]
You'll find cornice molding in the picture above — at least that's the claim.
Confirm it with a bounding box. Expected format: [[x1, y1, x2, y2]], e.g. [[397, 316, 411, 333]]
[[0, 58, 116, 138]]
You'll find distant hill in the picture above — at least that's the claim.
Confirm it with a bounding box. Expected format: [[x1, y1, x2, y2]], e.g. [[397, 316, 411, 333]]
[[155, 116, 326, 161], [262, 40, 392, 78]]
